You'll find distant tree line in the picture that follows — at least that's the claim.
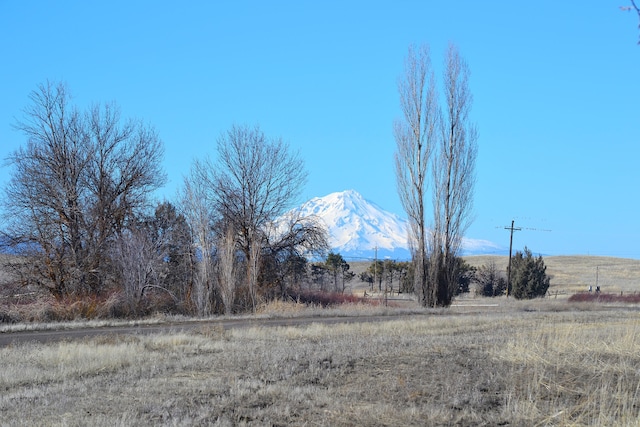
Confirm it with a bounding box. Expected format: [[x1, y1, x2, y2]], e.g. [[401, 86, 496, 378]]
[[359, 259, 412, 294], [360, 257, 474, 297]]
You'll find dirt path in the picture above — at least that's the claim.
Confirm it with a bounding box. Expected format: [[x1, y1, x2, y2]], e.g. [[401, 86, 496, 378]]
[[0, 313, 425, 347]]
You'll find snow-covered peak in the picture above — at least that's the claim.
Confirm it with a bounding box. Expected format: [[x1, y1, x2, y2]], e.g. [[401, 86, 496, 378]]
[[299, 190, 410, 259], [295, 190, 504, 260]]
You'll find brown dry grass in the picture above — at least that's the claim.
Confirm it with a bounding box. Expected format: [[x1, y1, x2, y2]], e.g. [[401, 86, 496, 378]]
[[1, 302, 640, 426]]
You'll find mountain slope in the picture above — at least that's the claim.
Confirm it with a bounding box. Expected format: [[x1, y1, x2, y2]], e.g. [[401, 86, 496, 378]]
[[297, 190, 503, 260], [299, 189, 409, 259]]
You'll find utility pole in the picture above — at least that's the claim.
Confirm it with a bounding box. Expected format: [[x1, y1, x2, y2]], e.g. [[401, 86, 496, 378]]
[[374, 246, 378, 292], [505, 220, 521, 297], [498, 220, 550, 297]]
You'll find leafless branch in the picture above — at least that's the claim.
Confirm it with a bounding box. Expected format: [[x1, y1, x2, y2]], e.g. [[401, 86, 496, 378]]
[[621, 0, 640, 44]]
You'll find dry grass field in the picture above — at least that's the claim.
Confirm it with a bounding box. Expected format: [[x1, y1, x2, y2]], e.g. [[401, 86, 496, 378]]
[[1, 302, 640, 426], [2, 256, 640, 425]]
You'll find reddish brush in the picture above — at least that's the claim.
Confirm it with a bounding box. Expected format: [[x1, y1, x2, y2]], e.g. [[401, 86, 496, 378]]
[[568, 292, 640, 304], [287, 290, 368, 307]]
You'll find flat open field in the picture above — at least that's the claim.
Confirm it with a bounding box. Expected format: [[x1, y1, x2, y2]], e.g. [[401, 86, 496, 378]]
[[2, 301, 640, 426]]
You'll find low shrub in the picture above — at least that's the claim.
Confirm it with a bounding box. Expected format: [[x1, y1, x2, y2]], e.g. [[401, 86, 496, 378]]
[[286, 290, 366, 307], [41, 294, 116, 321], [0, 289, 192, 323]]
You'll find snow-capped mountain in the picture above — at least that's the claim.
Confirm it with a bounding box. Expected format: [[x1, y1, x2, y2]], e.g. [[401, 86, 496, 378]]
[[299, 190, 410, 259], [297, 190, 504, 260]]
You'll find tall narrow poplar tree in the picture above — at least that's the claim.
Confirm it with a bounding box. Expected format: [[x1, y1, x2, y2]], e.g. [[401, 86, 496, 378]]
[[431, 43, 478, 307], [394, 44, 478, 307], [394, 44, 438, 306]]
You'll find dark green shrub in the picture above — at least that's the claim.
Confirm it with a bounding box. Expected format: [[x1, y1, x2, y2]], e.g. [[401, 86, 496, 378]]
[[510, 247, 550, 299]]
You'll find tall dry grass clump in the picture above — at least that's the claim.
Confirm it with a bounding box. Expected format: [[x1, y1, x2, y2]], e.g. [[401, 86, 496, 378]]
[[495, 315, 640, 425]]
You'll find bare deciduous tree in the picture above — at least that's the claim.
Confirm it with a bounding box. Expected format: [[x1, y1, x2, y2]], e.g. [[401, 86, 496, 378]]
[[394, 44, 438, 306], [111, 228, 159, 306], [180, 174, 215, 316], [2, 82, 165, 297], [263, 209, 329, 297], [193, 124, 310, 312], [265, 210, 328, 260], [431, 44, 478, 307], [3, 83, 86, 296], [84, 102, 165, 292], [216, 222, 238, 315], [247, 231, 262, 312]]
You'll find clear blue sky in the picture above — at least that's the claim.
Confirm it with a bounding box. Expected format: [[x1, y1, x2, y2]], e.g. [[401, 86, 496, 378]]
[[1, 1, 639, 257]]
